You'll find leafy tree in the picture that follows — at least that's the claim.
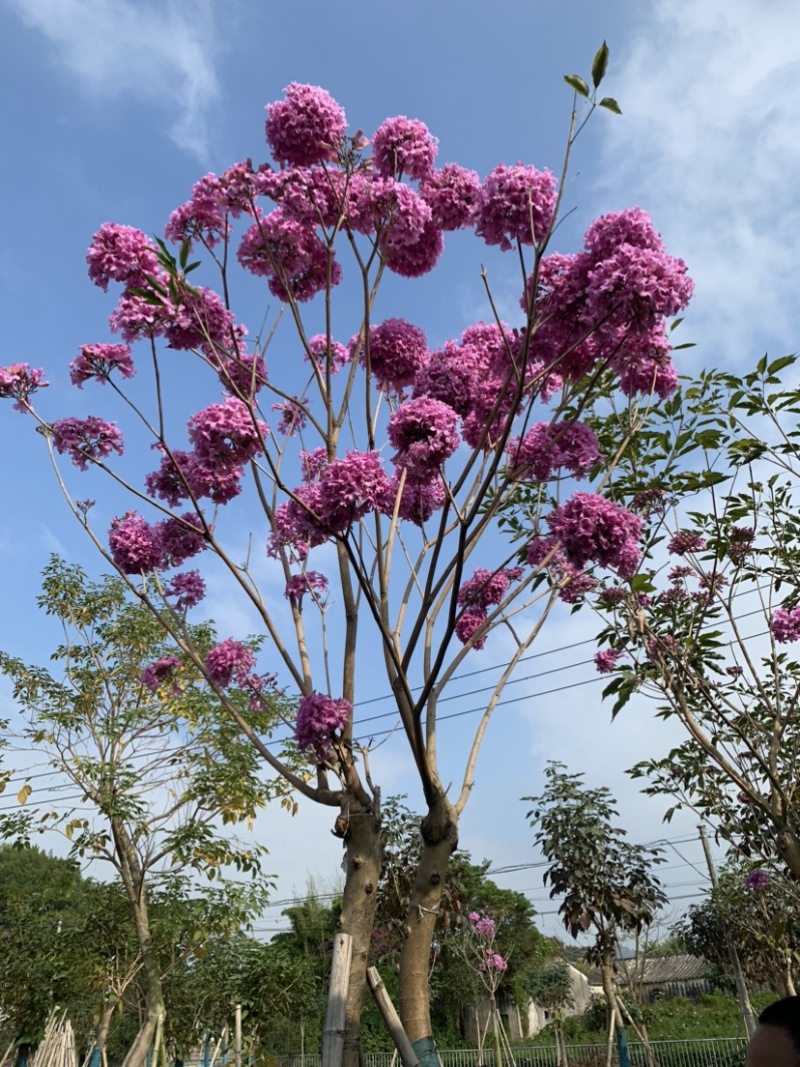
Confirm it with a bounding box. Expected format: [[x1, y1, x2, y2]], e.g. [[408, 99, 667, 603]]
[[0, 560, 276, 1067], [524, 762, 666, 1062], [519, 961, 574, 1067], [593, 357, 800, 882], [675, 857, 799, 997], [0, 47, 694, 1066]]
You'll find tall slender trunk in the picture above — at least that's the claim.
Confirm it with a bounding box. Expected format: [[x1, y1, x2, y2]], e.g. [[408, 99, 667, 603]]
[[111, 821, 166, 1067], [335, 796, 383, 1067], [600, 956, 632, 1067], [398, 791, 458, 1067], [95, 1000, 115, 1061]]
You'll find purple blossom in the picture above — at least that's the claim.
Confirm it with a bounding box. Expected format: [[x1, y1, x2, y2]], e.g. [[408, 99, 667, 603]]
[[509, 421, 600, 482], [163, 284, 238, 354], [455, 608, 488, 650], [458, 569, 515, 611], [744, 870, 771, 891], [141, 656, 182, 694], [772, 606, 800, 644], [317, 451, 392, 533], [295, 692, 352, 761], [269, 482, 326, 560], [371, 116, 438, 181], [385, 473, 447, 526], [157, 513, 207, 568], [188, 397, 267, 469], [215, 350, 268, 397], [146, 449, 244, 508], [307, 334, 350, 374], [0, 363, 49, 412], [86, 223, 160, 291], [413, 342, 475, 416], [668, 531, 707, 556], [420, 164, 481, 230], [479, 953, 508, 973], [272, 397, 309, 437], [387, 397, 459, 477], [300, 448, 328, 482], [265, 83, 347, 166], [51, 417, 124, 470], [475, 164, 557, 251], [69, 343, 135, 387], [472, 916, 496, 938], [284, 571, 329, 602], [164, 570, 206, 612], [360, 318, 430, 393], [205, 638, 256, 688], [595, 649, 622, 674], [108, 286, 170, 343], [109, 512, 163, 575], [547, 493, 643, 579], [238, 208, 342, 303]]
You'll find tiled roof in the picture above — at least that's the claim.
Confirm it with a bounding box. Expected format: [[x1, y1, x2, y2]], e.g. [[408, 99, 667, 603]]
[[617, 954, 710, 985]]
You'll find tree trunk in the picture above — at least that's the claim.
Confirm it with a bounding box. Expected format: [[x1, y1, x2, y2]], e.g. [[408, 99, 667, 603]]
[[95, 1000, 115, 1060], [600, 958, 632, 1067], [398, 792, 458, 1067], [111, 821, 166, 1067], [334, 795, 384, 1067]]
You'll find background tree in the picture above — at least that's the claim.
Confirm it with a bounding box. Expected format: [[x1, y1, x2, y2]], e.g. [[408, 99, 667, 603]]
[[675, 856, 798, 997], [593, 357, 800, 883], [524, 762, 667, 1067], [0, 559, 276, 1067], [0, 47, 694, 1066], [518, 961, 574, 1067]]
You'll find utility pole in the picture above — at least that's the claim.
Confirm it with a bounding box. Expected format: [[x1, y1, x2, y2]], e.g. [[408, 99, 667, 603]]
[[698, 825, 757, 1037]]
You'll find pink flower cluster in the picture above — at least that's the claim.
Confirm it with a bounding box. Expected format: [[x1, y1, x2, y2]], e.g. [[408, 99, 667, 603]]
[[479, 954, 508, 973], [475, 164, 557, 250], [523, 208, 692, 400], [668, 530, 706, 556], [594, 648, 622, 674], [508, 421, 600, 482], [360, 318, 430, 393], [164, 569, 206, 612], [205, 637, 256, 688], [454, 567, 522, 650], [188, 397, 268, 468], [372, 116, 438, 181], [546, 493, 643, 579], [420, 164, 481, 230], [294, 692, 352, 762], [387, 397, 460, 477], [0, 363, 48, 412], [238, 208, 342, 303], [265, 83, 347, 166], [108, 511, 207, 575], [469, 913, 496, 938], [744, 869, 770, 891], [306, 334, 350, 375], [69, 343, 135, 387], [527, 537, 598, 605], [141, 656, 182, 694], [51, 417, 124, 470], [284, 571, 329, 603], [772, 606, 800, 643], [86, 223, 160, 291], [147, 448, 244, 507]]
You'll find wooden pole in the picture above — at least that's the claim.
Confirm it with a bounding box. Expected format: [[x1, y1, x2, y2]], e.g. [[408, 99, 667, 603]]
[[234, 1006, 242, 1067], [605, 1007, 616, 1067], [366, 967, 419, 1067], [321, 932, 352, 1067]]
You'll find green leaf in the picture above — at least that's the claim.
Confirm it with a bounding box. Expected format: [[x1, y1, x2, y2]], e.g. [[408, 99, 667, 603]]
[[599, 97, 622, 115], [564, 74, 590, 98], [591, 41, 610, 88]]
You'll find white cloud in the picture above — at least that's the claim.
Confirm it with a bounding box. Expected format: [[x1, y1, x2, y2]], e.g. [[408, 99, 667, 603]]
[[596, 0, 800, 366], [3, 0, 220, 159]]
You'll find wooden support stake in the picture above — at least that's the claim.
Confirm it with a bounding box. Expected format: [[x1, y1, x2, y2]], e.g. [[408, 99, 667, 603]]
[[321, 932, 352, 1067], [366, 967, 419, 1067], [234, 1006, 242, 1067]]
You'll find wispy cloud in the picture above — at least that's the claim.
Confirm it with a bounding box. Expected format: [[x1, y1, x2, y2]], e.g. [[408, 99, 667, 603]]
[[596, 0, 800, 366], [3, 0, 220, 159]]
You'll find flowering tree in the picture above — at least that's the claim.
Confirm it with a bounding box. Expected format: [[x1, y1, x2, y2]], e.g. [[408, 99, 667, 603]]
[[0, 47, 694, 1066], [461, 912, 508, 1067], [591, 358, 800, 884]]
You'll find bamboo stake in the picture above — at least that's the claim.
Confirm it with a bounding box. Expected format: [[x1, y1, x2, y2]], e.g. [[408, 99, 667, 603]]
[[366, 967, 419, 1067]]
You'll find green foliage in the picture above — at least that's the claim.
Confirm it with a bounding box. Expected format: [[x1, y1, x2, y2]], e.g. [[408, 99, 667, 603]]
[[593, 357, 800, 876], [524, 763, 666, 962]]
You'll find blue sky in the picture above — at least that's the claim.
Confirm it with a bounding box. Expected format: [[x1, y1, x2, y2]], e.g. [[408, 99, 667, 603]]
[[1, 0, 798, 942]]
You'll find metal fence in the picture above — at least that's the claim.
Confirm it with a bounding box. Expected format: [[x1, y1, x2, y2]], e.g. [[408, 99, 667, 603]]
[[277, 1037, 747, 1067]]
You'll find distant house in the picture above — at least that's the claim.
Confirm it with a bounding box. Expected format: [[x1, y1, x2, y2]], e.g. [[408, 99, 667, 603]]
[[465, 963, 591, 1042], [615, 954, 713, 1002]]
